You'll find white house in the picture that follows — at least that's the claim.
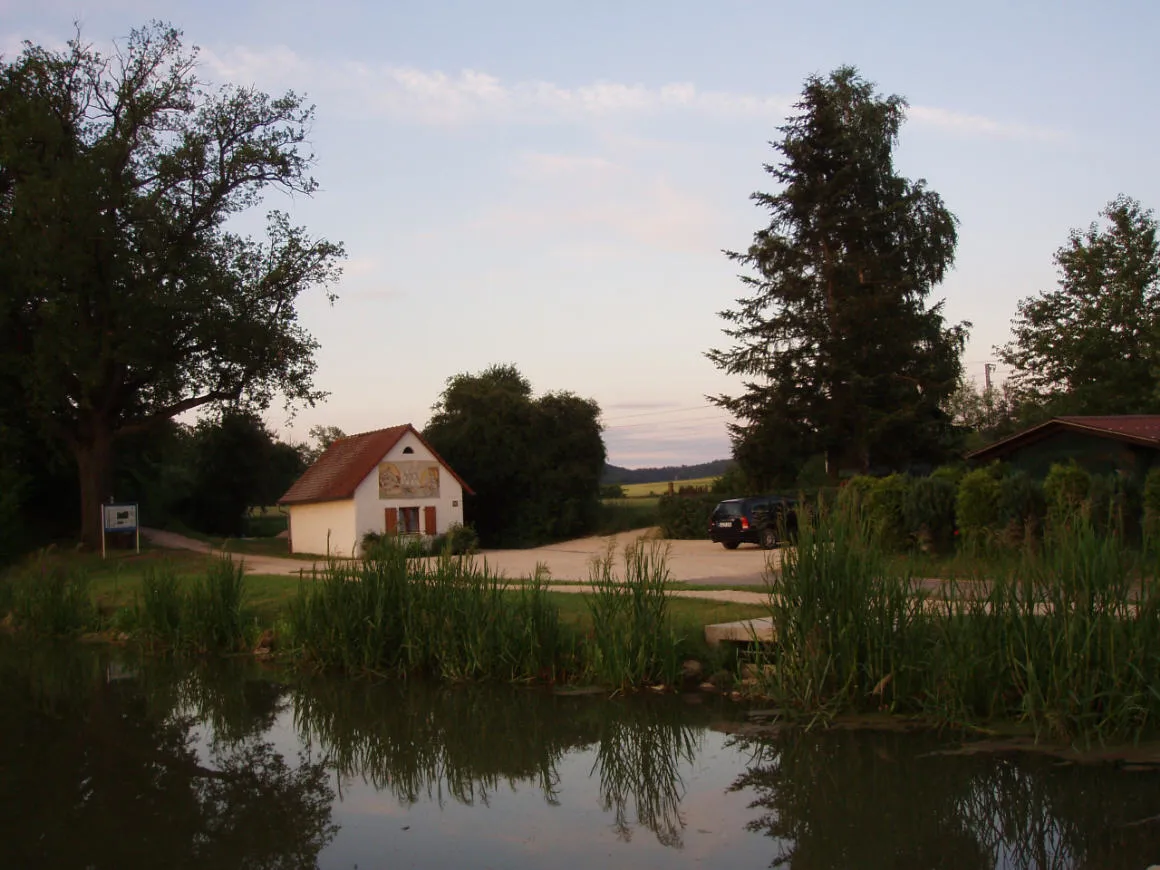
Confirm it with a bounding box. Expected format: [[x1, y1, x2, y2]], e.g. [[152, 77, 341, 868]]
[[278, 424, 473, 557]]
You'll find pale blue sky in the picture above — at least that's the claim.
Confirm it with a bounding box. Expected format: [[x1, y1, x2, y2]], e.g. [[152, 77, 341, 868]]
[[5, 1, 1158, 465]]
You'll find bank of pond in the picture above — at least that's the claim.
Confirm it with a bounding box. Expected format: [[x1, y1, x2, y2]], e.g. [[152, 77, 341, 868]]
[[2, 508, 1159, 747]]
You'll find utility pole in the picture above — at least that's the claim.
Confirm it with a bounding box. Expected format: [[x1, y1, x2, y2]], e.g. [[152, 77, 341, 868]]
[[984, 362, 995, 393]]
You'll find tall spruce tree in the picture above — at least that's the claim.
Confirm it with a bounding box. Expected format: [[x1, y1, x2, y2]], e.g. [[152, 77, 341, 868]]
[[708, 67, 967, 485]]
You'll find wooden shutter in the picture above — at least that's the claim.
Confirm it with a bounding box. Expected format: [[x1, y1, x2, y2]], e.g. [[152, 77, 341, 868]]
[[424, 506, 437, 535], [384, 507, 398, 535]]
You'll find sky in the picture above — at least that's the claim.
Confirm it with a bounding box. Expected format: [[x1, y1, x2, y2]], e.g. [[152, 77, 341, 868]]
[[4, 1, 1159, 467]]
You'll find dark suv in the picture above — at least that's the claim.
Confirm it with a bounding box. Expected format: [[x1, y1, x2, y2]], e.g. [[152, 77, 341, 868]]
[[709, 496, 797, 550]]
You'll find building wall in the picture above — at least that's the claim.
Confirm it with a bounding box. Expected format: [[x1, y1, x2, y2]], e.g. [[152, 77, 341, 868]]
[[1004, 431, 1159, 481], [351, 429, 465, 554], [288, 499, 358, 557]]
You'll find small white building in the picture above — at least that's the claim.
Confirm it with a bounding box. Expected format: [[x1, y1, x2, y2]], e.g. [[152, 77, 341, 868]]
[[278, 424, 473, 557]]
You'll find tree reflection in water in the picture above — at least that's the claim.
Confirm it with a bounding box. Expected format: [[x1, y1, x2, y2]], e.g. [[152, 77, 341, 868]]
[[728, 729, 1160, 870], [0, 641, 337, 869], [291, 678, 705, 845]]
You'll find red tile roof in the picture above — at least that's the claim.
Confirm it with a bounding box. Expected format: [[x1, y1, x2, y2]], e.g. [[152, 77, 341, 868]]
[[278, 424, 473, 505], [967, 415, 1160, 461]]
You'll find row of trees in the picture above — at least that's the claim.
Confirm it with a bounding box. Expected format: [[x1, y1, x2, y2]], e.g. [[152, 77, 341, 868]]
[[712, 67, 1160, 487]]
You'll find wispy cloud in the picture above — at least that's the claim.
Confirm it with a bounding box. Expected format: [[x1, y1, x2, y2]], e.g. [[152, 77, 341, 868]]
[[201, 45, 1062, 141]]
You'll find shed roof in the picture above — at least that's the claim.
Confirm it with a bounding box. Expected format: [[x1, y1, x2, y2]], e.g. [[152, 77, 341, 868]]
[[967, 415, 1160, 462], [278, 424, 473, 506]]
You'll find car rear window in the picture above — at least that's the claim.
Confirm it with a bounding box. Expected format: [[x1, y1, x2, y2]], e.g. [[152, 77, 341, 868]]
[[712, 502, 743, 519]]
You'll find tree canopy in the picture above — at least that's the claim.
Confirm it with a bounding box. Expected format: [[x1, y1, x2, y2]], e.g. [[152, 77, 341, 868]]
[[999, 196, 1160, 416], [423, 364, 605, 547], [707, 66, 967, 486], [0, 23, 343, 547]]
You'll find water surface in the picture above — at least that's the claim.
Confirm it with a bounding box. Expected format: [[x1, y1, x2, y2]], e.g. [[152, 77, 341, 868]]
[[1, 639, 1157, 869]]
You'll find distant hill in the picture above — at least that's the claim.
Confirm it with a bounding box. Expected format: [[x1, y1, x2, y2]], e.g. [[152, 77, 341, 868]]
[[602, 459, 733, 485]]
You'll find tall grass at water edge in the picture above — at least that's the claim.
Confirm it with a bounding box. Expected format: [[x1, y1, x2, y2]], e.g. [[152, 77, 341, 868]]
[[586, 540, 680, 689], [286, 544, 567, 681], [758, 503, 1160, 744], [3, 559, 95, 636], [132, 557, 252, 653]]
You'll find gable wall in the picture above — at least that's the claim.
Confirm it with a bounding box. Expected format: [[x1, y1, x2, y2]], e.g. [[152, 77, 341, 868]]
[[351, 429, 465, 552]]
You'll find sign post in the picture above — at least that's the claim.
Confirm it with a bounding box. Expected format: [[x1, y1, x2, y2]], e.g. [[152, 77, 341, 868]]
[[102, 503, 140, 557]]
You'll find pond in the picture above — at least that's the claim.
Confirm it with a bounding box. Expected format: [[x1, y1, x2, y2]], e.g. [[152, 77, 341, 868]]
[[1, 639, 1157, 869]]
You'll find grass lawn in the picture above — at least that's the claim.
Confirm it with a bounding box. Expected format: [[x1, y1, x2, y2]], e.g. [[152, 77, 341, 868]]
[[9, 548, 762, 638]]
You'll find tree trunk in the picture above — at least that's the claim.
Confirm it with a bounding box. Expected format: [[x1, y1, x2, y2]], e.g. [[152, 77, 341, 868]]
[[76, 427, 114, 550]]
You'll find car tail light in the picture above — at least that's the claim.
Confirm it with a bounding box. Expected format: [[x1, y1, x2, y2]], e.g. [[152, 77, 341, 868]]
[[740, 517, 749, 530]]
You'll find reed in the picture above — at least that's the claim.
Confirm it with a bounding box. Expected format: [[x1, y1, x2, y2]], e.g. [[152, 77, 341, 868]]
[[585, 539, 679, 689], [755, 503, 1160, 743], [757, 501, 925, 717], [286, 541, 569, 681], [7, 559, 94, 636]]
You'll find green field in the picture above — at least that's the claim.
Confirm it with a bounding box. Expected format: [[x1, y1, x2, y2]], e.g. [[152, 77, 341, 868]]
[[619, 476, 718, 498]]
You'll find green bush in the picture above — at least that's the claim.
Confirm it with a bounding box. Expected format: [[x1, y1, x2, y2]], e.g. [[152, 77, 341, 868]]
[[836, 475, 876, 512], [1086, 472, 1140, 541], [1043, 461, 1091, 531], [1144, 467, 1160, 544], [436, 523, 480, 555], [865, 474, 911, 549], [930, 463, 966, 485], [997, 470, 1045, 544], [955, 468, 1002, 537], [903, 476, 957, 553], [657, 494, 716, 539], [599, 483, 627, 499]]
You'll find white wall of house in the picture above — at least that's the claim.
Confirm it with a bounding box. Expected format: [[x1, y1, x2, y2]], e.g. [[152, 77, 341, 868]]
[[351, 430, 465, 551], [288, 499, 358, 557]]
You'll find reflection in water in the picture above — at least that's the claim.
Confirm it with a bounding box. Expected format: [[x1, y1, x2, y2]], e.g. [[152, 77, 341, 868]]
[[729, 729, 1160, 870], [0, 641, 336, 869], [2, 639, 1158, 868], [592, 708, 698, 847], [291, 677, 704, 845]]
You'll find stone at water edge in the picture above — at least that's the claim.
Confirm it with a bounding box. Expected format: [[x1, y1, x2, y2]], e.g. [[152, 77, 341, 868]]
[[681, 659, 704, 681]]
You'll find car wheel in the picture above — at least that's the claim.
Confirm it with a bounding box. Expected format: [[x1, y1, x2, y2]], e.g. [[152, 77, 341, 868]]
[[759, 527, 778, 550], [722, 541, 740, 550]]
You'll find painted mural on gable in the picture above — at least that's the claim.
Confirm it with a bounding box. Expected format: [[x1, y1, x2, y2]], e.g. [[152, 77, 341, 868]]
[[378, 461, 441, 498]]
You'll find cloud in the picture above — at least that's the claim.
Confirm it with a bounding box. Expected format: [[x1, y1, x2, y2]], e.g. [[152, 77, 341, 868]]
[[199, 45, 1065, 142], [908, 105, 1064, 142]]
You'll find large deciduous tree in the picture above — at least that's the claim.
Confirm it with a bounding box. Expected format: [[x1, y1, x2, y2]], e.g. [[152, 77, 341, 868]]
[[999, 196, 1160, 415], [423, 364, 605, 547], [0, 24, 343, 547], [708, 67, 967, 485]]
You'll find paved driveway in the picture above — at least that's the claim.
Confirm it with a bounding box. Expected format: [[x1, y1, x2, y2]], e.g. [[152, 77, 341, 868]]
[[143, 527, 780, 588], [477, 529, 780, 586]]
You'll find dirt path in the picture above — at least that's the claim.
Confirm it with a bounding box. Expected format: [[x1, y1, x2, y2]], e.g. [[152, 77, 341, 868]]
[[140, 528, 775, 606]]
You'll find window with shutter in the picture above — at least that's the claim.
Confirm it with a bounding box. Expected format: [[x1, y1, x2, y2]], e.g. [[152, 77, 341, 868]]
[[424, 506, 437, 535], [384, 508, 398, 535]]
